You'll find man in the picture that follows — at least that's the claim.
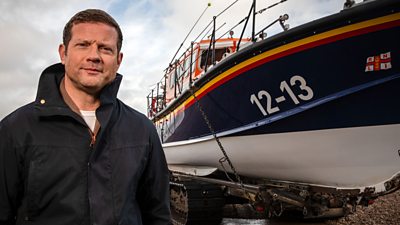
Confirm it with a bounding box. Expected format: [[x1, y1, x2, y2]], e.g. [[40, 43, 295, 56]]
[[0, 9, 170, 225]]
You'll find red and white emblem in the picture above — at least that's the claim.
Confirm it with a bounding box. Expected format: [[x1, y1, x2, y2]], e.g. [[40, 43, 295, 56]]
[[365, 52, 392, 72]]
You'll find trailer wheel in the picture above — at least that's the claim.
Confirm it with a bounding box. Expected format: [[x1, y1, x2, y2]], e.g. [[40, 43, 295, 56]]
[[170, 180, 225, 225]]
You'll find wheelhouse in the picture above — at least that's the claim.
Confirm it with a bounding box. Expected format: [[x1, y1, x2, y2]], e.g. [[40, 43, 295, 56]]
[[147, 37, 250, 118]]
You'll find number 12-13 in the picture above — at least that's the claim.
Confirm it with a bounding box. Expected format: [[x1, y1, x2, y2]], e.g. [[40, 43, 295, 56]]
[[250, 75, 314, 116]]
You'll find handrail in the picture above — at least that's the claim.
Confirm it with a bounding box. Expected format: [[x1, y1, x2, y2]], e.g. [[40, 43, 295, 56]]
[[237, 2, 254, 52], [255, 14, 289, 38]]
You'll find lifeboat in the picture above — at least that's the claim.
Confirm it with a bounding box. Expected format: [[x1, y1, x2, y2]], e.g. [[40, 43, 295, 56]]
[[147, 1, 400, 221]]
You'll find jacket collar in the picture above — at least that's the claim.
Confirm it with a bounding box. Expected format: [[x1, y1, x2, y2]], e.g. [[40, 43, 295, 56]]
[[34, 63, 123, 117]]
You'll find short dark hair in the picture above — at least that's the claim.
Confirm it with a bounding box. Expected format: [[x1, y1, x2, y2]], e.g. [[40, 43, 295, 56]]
[[63, 9, 123, 53]]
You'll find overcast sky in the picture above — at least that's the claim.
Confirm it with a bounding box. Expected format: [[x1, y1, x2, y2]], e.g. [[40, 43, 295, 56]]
[[0, 0, 352, 120]]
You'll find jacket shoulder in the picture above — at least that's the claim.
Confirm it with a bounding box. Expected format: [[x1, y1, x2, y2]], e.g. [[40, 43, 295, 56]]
[[1, 102, 36, 127], [117, 100, 155, 130], [0, 102, 36, 145]]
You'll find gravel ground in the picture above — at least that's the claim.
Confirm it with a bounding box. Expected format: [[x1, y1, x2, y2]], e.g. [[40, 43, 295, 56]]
[[326, 188, 400, 225], [222, 188, 400, 225]]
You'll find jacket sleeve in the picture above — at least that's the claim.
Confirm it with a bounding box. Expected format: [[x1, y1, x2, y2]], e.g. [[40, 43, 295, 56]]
[[137, 124, 171, 225], [0, 120, 21, 225]]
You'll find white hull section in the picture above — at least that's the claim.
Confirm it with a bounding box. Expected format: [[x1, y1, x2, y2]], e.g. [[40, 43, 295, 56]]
[[164, 124, 400, 191]]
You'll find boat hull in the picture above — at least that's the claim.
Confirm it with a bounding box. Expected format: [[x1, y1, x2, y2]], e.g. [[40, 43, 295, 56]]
[[165, 124, 400, 190]]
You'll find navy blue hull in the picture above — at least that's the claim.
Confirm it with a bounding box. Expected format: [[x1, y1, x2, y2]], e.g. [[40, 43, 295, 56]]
[[158, 2, 400, 144]]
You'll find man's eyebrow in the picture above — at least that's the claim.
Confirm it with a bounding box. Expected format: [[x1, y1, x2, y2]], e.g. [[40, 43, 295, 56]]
[[98, 42, 113, 47], [75, 39, 91, 43]]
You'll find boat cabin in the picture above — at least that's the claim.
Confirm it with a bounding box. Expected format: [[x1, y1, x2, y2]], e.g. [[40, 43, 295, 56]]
[[147, 37, 250, 118]]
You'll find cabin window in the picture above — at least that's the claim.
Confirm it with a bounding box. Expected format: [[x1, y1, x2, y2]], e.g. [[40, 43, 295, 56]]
[[175, 59, 188, 80], [200, 47, 229, 69], [169, 71, 175, 88], [183, 60, 189, 78], [176, 64, 182, 78], [191, 51, 197, 74], [184, 57, 191, 77]]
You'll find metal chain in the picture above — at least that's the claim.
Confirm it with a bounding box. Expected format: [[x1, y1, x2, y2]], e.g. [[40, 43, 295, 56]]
[[189, 88, 252, 199]]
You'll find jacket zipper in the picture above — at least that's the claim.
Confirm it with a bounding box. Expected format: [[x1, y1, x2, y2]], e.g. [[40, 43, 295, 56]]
[[88, 128, 95, 224], [89, 129, 96, 149]]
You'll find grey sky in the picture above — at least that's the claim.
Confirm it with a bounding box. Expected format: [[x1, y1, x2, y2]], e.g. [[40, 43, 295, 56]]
[[0, 0, 349, 120]]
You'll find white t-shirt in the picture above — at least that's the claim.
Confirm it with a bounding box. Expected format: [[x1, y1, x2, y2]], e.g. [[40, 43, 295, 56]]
[[80, 110, 96, 132]]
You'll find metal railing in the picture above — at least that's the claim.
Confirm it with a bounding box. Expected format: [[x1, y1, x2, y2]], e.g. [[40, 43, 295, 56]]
[[147, 0, 291, 118]]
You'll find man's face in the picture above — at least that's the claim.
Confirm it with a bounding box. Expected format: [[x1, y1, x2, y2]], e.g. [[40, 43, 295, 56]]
[[59, 22, 123, 95]]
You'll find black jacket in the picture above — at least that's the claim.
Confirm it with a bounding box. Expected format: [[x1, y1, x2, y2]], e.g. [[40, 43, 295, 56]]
[[0, 63, 170, 225]]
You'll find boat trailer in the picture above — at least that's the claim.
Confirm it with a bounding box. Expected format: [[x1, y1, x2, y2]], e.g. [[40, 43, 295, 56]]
[[169, 168, 400, 225]]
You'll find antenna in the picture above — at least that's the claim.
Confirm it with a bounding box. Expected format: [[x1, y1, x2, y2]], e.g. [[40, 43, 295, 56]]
[[168, 3, 211, 67]]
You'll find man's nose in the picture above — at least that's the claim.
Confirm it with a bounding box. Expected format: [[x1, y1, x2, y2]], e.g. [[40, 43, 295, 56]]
[[87, 45, 101, 63]]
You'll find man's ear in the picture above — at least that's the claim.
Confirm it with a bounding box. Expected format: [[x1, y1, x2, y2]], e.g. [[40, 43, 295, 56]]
[[58, 44, 66, 65], [117, 52, 123, 67]]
